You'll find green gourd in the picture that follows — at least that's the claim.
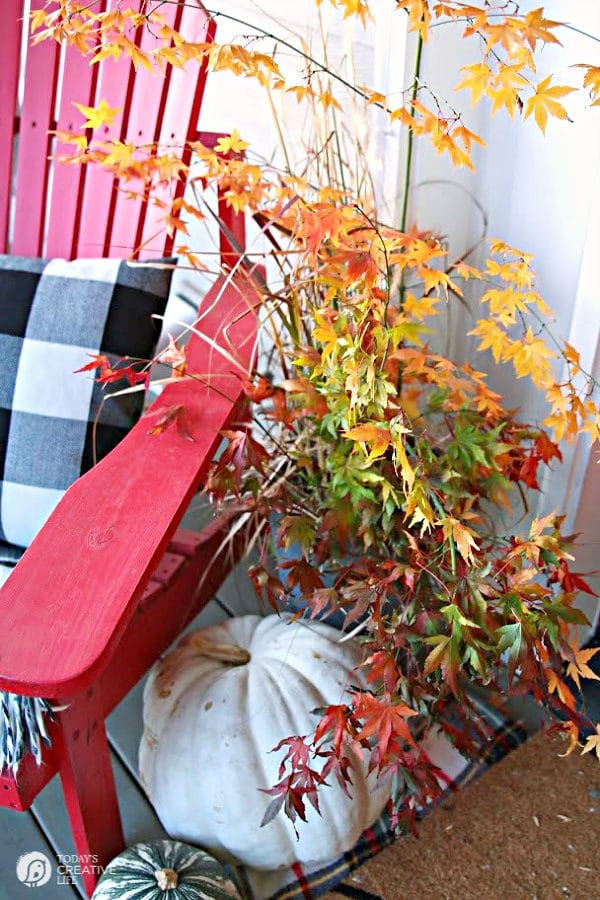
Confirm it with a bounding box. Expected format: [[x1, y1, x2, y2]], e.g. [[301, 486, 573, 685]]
[[91, 840, 240, 899]]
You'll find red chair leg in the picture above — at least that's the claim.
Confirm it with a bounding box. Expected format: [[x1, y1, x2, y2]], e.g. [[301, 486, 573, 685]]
[[57, 688, 124, 896]]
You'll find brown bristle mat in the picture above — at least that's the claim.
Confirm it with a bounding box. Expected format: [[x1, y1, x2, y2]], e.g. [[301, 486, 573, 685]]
[[326, 732, 599, 900]]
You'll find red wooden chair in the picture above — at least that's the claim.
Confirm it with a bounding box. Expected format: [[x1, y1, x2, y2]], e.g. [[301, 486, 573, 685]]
[[0, 2, 259, 894]]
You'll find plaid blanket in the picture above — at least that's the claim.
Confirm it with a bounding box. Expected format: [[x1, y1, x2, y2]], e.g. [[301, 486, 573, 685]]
[[237, 706, 527, 900]]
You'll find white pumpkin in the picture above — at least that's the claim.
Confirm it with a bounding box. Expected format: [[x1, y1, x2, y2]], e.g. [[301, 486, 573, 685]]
[[139, 614, 391, 870]]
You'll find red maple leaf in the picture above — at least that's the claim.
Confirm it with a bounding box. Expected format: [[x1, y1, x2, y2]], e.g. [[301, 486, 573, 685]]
[[146, 404, 194, 440], [75, 353, 149, 388], [534, 432, 563, 464], [304, 587, 341, 620], [352, 692, 418, 762], [270, 734, 312, 777], [551, 559, 597, 596], [364, 650, 401, 694], [248, 565, 286, 612], [518, 453, 540, 489], [243, 375, 275, 402], [279, 558, 324, 595], [313, 704, 350, 756]]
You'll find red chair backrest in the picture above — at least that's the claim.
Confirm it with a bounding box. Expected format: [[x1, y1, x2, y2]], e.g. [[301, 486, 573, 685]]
[[0, 0, 214, 260]]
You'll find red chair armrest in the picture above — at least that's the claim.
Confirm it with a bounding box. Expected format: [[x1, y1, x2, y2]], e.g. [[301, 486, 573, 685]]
[[0, 273, 258, 699]]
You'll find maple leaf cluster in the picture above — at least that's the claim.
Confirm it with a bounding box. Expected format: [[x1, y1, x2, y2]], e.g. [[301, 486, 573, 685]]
[[32, 0, 597, 183], [32, 0, 600, 830], [206, 199, 599, 820]]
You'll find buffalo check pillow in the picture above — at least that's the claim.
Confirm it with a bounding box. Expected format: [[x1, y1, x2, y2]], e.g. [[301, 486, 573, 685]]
[[0, 255, 173, 549]]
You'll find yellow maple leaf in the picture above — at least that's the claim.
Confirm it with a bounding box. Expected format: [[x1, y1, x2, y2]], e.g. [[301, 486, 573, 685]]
[[524, 76, 576, 134], [395, 0, 431, 40], [361, 87, 386, 106], [490, 65, 529, 117], [557, 720, 580, 757], [468, 318, 513, 364], [390, 422, 415, 491], [581, 724, 600, 760], [318, 90, 342, 111], [50, 129, 88, 150], [344, 423, 391, 463], [504, 327, 557, 388], [566, 645, 600, 691], [99, 140, 137, 170], [442, 517, 480, 565], [317, 0, 372, 27], [312, 311, 339, 361], [489, 239, 533, 263], [286, 84, 315, 103], [454, 262, 482, 281], [518, 8, 563, 51], [453, 124, 486, 154], [402, 292, 440, 322], [215, 129, 250, 155], [481, 287, 528, 325], [546, 669, 576, 710], [581, 410, 600, 444], [573, 63, 600, 105], [73, 98, 120, 131], [456, 63, 494, 105], [120, 35, 154, 72]]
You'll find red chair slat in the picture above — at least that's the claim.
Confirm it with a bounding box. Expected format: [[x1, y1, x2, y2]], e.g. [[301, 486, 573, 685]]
[[137, 5, 215, 259], [45, 2, 106, 259], [11, 0, 60, 256], [168, 527, 210, 557], [140, 577, 163, 603], [0, 0, 22, 252], [106, 1, 182, 258], [152, 551, 187, 586], [75, 0, 143, 257]]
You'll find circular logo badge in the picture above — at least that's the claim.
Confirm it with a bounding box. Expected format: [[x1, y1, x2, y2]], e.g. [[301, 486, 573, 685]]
[[16, 851, 52, 888]]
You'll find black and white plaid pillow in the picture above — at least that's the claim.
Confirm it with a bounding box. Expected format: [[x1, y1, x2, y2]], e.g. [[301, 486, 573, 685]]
[[0, 255, 173, 548]]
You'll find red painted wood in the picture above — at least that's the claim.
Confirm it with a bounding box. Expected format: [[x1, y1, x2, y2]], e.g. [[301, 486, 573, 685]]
[[140, 577, 163, 603], [0, 0, 21, 252], [151, 550, 186, 586], [168, 527, 209, 557], [137, 4, 214, 259], [6, 0, 216, 260], [106, 1, 181, 259], [0, 511, 249, 812], [0, 721, 60, 811], [219, 189, 247, 270], [101, 511, 247, 715], [195, 130, 248, 270], [45, 1, 106, 259], [0, 272, 259, 699], [75, 0, 142, 257], [57, 689, 124, 895], [11, 0, 60, 256]]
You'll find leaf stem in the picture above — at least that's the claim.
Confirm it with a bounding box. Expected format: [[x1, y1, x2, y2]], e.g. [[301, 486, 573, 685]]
[[399, 32, 424, 235], [430, 491, 457, 577]]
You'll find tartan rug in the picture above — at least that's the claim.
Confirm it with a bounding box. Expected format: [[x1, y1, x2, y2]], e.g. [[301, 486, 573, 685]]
[[237, 703, 528, 900]]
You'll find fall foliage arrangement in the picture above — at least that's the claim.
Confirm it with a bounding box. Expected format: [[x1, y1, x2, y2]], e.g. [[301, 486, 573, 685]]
[[33, 1, 600, 832]]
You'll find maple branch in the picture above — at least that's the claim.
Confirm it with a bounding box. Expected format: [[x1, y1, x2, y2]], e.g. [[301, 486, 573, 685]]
[[198, 5, 374, 107], [430, 13, 600, 46]]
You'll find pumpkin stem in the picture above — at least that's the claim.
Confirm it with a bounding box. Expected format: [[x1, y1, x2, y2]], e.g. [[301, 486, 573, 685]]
[[155, 867, 179, 890], [190, 635, 251, 665]]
